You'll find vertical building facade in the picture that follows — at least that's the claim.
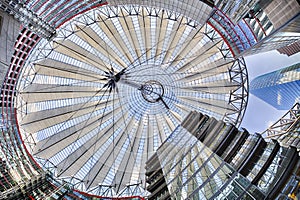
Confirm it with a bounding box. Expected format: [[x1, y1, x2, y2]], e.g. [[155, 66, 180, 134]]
[[145, 111, 300, 199], [0, 9, 20, 83], [240, 0, 300, 56], [211, 0, 300, 57], [250, 62, 300, 110]]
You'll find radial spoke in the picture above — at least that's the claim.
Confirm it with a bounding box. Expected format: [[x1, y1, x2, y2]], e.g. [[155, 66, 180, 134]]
[[34, 58, 107, 81], [75, 25, 125, 70], [56, 86, 114, 175], [53, 39, 110, 72], [16, 4, 248, 195]]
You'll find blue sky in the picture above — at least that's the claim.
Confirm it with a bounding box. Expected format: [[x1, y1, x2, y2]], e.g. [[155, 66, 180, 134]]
[[240, 50, 300, 133]]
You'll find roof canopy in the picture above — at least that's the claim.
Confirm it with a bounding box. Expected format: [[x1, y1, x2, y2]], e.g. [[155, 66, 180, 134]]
[[16, 4, 248, 196]]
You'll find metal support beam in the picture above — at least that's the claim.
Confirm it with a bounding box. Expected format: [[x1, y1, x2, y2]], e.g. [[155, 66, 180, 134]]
[[0, 1, 56, 40], [263, 103, 300, 152]]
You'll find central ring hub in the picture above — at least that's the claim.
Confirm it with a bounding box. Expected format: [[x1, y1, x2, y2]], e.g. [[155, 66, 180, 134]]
[[141, 80, 164, 103]]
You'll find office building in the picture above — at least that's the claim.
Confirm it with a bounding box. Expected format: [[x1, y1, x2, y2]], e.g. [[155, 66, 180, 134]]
[[146, 111, 300, 199], [278, 40, 300, 56], [250, 62, 300, 110], [0, 0, 299, 199]]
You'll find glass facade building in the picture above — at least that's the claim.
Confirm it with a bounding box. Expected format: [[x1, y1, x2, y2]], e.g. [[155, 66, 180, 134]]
[[156, 126, 265, 199], [250, 62, 300, 110], [146, 111, 300, 200]]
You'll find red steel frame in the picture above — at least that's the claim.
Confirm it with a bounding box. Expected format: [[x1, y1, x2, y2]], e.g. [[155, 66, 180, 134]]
[[215, 7, 247, 50]]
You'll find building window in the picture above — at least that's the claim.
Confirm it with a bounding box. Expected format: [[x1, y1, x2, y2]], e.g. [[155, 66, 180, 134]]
[[0, 15, 3, 35]]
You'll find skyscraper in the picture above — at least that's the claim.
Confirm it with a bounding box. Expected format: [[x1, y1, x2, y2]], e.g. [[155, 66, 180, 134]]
[[146, 111, 300, 199], [250, 62, 300, 110], [213, 0, 300, 57]]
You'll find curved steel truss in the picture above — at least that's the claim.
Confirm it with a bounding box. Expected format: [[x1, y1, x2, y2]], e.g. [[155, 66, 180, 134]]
[[263, 103, 300, 152]]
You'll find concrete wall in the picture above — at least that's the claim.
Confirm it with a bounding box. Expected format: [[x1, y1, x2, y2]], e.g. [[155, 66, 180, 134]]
[[0, 10, 20, 84]]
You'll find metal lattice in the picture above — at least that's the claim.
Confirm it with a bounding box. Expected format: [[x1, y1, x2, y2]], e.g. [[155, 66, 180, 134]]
[[263, 103, 300, 151]]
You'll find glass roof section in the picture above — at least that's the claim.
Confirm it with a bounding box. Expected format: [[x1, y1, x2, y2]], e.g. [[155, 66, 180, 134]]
[[15, 5, 248, 195]]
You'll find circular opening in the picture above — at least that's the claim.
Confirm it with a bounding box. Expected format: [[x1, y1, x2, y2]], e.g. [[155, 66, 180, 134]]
[[141, 80, 164, 103]]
